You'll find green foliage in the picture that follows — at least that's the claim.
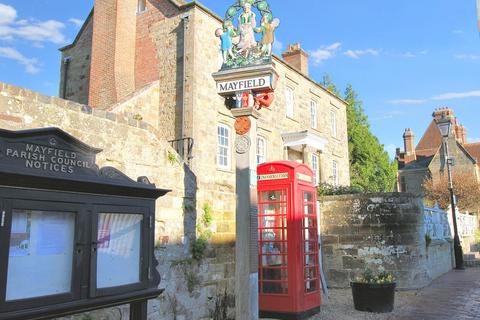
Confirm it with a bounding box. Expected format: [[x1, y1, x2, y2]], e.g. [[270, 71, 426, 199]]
[[354, 269, 395, 284], [321, 73, 340, 96], [475, 229, 480, 245], [425, 233, 432, 248], [190, 202, 214, 261], [318, 183, 363, 196], [167, 151, 177, 165], [191, 236, 209, 260], [133, 114, 143, 121], [202, 203, 214, 227], [344, 84, 397, 192]]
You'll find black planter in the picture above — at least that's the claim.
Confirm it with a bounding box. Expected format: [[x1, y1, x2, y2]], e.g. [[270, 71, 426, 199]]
[[350, 282, 396, 313]]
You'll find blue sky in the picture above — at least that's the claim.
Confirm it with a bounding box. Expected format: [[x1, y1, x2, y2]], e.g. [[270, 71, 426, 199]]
[[0, 0, 479, 158]]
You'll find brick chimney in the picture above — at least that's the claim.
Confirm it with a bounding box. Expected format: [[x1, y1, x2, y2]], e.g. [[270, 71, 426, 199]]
[[282, 43, 309, 76], [89, 0, 137, 108], [454, 124, 467, 144], [403, 128, 416, 163]]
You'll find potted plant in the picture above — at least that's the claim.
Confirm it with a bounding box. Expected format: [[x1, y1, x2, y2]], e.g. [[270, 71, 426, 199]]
[[350, 269, 396, 313]]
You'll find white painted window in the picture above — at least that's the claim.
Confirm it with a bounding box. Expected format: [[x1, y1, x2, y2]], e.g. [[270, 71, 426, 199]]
[[311, 153, 319, 186], [256, 136, 267, 165], [217, 124, 230, 170], [285, 87, 295, 119], [137, 0, 146, 13], [332, 160, 339, 186], [310, 100, 318, 129], [330, 110, 337, 138]]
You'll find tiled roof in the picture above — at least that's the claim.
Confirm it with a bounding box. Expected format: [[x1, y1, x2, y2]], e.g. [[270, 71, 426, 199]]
[[465, 142, 480, 164], [415, 120, 443, 157]]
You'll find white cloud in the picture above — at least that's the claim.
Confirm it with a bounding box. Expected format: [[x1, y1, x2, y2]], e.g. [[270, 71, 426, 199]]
[[0, 3, 16, 25], [431, 90, 480, 100], [68, 18, 84, 28], [273, 39, 283, 55], [402, 51, 416, 58], [452, 29, 464, 35], [0, 47, 40, 73], [387, 99, 428, 105], [469, 137, 480, 143], [388, 89, 480, 105], [455, 54, 480, 60], [310, 42, 341, 65], [371, 110, 405, 121], [344, 48, 379, 59], [0, 3, 66, 45]]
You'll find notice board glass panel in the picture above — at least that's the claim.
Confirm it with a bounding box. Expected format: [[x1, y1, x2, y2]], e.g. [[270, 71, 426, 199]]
[[96, 213, 143, 289], [6, 210, 75, 301]]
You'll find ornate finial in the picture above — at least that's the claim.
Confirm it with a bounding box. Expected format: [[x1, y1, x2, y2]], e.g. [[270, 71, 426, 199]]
[[216, 0, 280, 70]]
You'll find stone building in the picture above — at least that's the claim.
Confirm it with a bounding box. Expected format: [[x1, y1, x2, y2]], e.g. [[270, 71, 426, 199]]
[[396, 108, 480, 194], [1, 0, 350, 319]]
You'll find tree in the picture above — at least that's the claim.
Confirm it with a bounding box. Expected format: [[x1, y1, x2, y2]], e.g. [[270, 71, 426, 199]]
[[423, 171, 480, 212], [321, 73, 397, 192], [344, 84, 397, 192]]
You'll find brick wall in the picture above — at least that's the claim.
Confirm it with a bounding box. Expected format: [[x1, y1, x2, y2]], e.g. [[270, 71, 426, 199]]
[[320, 193, 453, 289]]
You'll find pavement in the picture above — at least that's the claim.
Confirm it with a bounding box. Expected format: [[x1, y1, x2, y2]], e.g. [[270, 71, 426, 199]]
[[303, 267, 480, 320]]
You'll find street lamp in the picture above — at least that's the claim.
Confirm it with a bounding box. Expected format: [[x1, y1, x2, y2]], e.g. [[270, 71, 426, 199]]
[[436, 117, 465, 270]]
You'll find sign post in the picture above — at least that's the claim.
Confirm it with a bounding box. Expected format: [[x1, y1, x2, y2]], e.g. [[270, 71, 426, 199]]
[[212, 1, 280, 318]]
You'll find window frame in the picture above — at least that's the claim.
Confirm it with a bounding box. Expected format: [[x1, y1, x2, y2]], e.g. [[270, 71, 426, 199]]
[[285, 87, 295, 119], [90, 205, 150, 298], [330, 110, 337, 138], [311, 154, 320, 186], [137, 0, 147, 14], [310, 100, 318, 129], [256, 136, 267, 166], [0, 197, 84, 313], [217, 124, 231, 170], [332, 160, 339, 186]]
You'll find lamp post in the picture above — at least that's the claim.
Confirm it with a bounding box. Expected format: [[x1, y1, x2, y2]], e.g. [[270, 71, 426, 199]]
[[436, 117, 465, 270]]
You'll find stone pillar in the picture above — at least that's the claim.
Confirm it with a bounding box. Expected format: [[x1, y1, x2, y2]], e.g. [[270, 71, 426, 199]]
[[231, 107, 260, 320], [212, 63, 278, 320]]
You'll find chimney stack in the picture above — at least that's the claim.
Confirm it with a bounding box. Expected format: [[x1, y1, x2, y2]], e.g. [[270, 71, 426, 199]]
[[432, 107, 454, 122], [282, 43, 309, 76], [403, 128, 416, 163], [89, 0, 137, 108]]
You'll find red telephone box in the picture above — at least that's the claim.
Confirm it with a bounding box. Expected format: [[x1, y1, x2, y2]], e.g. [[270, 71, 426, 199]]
[[257, 161, 321, 319]]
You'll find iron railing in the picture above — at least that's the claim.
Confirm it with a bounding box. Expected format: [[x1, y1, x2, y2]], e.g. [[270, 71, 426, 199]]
[[168, 137, 194, 164]]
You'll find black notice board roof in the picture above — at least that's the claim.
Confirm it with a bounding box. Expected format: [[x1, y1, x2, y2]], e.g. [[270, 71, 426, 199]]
[[0, 127, 170, 199]]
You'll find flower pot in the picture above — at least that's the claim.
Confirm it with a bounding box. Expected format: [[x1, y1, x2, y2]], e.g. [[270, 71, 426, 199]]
[[350, 282, 396, 313]]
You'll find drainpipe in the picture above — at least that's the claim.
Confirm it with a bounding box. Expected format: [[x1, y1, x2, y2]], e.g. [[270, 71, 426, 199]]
[[62, 57, 72, 99], [180, 12, 191, 140]]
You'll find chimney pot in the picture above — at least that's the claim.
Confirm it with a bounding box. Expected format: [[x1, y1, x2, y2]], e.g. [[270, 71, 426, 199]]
[[282, 42, 310, 76]]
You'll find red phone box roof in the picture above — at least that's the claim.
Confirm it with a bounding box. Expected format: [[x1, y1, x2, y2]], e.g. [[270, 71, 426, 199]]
[[257, 161, 314, 186]]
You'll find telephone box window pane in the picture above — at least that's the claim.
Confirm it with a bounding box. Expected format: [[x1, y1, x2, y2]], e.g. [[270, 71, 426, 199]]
[[6, 210, 75, 301], [97, 213, 143, 289], [263, 281, 288, 294], [305, 280, 317, 293]]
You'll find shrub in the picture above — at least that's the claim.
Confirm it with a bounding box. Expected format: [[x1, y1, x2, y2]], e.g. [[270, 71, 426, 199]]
[[353, 269, 395, 284], [318, 183, 363, 196]]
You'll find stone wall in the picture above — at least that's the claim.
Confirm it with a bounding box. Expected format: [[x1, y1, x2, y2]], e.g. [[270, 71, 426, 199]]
[[59, 12, 93, 105], [0, 82, 235, 320], [320, 193, 453, 289]]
